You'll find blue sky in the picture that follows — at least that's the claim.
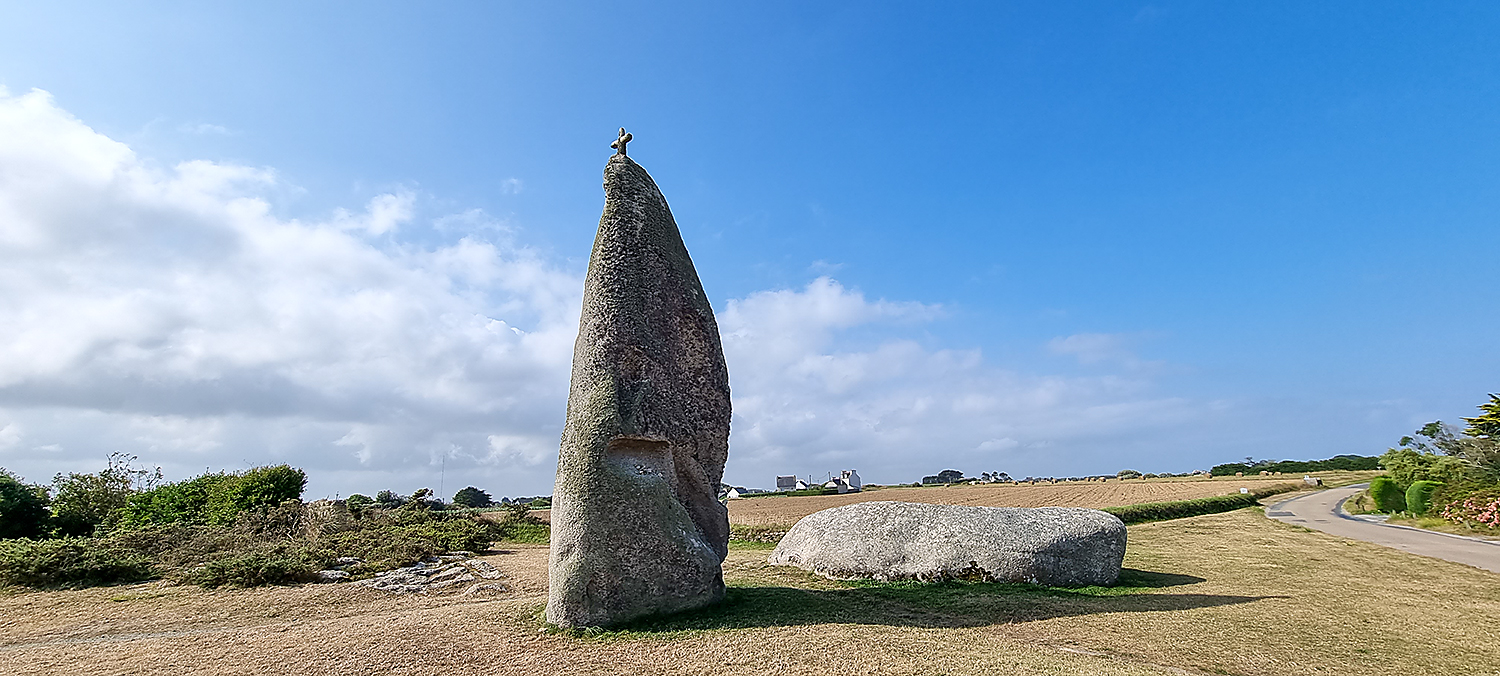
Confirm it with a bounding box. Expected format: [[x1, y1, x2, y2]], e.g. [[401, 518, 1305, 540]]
[[0, 2, 1496, 498]]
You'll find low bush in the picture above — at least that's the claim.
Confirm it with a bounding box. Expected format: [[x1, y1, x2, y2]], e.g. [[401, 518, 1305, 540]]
[[0, 538, 153, 588], [177, 543, 325, 587], [1104, 484, 1300, 525], [1440, 488, 1500, 529], [1369, 477, 1406, 513], [1405, 481, 1443, 516], [1, 498, 502, 590]]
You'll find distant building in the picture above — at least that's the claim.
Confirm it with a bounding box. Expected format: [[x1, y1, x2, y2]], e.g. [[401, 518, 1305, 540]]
[[723, 486, 772, 498], [776, 475, 798, 491], [822, 469, 863, 494]]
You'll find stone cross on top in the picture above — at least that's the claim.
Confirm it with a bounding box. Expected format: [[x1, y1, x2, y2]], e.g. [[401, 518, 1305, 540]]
[[611, 128, 632, 156]]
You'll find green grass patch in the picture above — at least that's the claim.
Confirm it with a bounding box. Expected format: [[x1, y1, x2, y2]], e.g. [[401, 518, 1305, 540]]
[[727, 540, 777, 551], [495, 521, 550, 544]]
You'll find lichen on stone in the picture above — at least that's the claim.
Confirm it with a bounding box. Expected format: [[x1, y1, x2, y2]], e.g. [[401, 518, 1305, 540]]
[[544, 155, 731, 629]]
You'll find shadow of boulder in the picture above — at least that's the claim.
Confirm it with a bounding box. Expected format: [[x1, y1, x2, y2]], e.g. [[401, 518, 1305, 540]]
[[615, 568, 1273, 633]]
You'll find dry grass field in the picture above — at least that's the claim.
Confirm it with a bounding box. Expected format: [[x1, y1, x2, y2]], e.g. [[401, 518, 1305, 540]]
[[726, 473, 1377, 527], [4, 501, 1495, 676]]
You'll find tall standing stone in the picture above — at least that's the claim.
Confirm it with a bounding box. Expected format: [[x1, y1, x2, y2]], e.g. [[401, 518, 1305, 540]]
[[545, 133, 732, 628]]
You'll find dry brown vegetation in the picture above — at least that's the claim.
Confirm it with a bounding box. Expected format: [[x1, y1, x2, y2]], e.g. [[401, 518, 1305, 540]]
[[727, 473, 1377, 527], [3, 500, 1495, 676]]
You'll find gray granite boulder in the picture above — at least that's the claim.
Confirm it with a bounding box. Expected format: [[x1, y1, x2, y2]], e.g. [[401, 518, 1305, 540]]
[[545, 149, 732, 628], [768, 501, 1126, 586]]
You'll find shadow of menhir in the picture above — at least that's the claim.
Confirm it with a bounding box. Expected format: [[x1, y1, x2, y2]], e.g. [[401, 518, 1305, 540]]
[[547, 151, 733, 629], [617, 569, 1280, 633]]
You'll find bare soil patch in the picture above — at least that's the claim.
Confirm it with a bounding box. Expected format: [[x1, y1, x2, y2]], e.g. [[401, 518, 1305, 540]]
[[3, 504, 1495, 675]]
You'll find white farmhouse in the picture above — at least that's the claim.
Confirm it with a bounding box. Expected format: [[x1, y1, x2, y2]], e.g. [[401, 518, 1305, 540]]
[[822, 470, 863, 494]]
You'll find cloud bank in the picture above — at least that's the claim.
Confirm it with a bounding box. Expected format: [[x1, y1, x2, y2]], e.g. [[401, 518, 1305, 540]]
[[0, 88, 1225, 498]]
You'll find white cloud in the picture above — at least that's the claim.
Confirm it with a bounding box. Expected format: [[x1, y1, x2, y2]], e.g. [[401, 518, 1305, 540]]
[[1047, 332, 1162, 371], [0, 422, 20, 450], [0, 88, 1250, 498], [977, 438, 1019, 452], [331, 191, 415, 235], [717, 280, 1211, 486], [0, 89, 579, 496], [178, 122, 230, 135]]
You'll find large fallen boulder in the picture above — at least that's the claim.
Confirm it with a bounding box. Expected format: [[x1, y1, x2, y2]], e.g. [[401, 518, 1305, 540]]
[[768, 501, 1126, 586]]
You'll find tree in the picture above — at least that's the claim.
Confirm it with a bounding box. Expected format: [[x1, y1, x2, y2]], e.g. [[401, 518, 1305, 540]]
[[375, 490, 404, 507], [452, 486, 493, 508], [345, 494, 373, 512], [1464, 394, 1500, 439], [0, 469, 50, 539], [1396, 420, 1500, 482], [50, 452, 161, 536], [406, 487, 442, 510]]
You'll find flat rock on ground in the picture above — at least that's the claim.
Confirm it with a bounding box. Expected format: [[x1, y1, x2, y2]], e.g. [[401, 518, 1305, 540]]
[[769, 501, 1126, 586]]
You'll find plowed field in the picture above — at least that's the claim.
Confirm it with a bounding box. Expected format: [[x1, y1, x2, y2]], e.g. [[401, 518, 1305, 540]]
[[727, 477, 1311, 527]]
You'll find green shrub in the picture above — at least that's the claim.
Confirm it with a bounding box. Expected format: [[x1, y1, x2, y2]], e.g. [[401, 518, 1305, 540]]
[[1438, 487, 1500, 528], [323, 515, 493, 570], [178, 543, 324, 587], [119, 465, 307, 528], [0, 538, 153, 588], [0, 470, 50, 539], [1406, 481, 1444, 516], [119, 473, 233, 527], [1369, 477, 1407, 512], [205, 465, 306, 524], [1378, 448, 1472, 491], [1104, 484, 1299, 525]]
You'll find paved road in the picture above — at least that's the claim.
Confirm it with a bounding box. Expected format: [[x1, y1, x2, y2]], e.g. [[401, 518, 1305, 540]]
[[1267, 483, 1500, 573]]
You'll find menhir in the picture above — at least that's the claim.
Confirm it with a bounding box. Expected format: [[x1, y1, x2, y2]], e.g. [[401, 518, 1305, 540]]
[[545, 136, 731, 629]]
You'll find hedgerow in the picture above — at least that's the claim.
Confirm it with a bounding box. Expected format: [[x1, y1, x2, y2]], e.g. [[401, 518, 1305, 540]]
[[1103, 484, 1300, 525]]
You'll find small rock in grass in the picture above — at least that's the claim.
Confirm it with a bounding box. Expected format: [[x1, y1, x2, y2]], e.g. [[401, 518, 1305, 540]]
[[463, 560, 505, 580], [316, 570, 351, 582]]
